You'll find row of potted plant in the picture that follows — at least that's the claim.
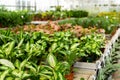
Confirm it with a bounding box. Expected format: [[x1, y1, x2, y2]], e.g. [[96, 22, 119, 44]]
[[58, 16, 119, 34], [33, 10, 88, 21], [0, 7, 88, 28], [0, 23, 105, 80], [0, 8, 33, 28]]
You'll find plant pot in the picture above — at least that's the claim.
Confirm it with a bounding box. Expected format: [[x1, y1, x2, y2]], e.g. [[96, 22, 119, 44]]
[[65, 72, 74, 80], [65, 66, 74, 80]]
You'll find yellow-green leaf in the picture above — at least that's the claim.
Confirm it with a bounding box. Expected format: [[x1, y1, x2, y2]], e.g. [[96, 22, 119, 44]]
[[0, 59, 15, 69], [47, 53, 57, 68]]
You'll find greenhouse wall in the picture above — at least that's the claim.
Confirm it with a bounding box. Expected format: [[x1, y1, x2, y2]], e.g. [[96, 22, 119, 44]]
[[0, 0, 120, 12]]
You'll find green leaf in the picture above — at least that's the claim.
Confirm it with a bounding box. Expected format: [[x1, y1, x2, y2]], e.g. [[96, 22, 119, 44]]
[[2, 42, 10, 49], [14, 59, 20, 69], [14, 78, 21, 80], [39, 73, 51, 80], [25, 41, 30, 52], [55, 62, 70, 73], [70, 43, 80, 51], [0, 59, 15, 69], [53, 70, 58, 80], [25, 64, 36, 73], [0, 70, 9, 80], [20, 59, 27, 70], [41, 70, 52, 75], [80, 78, 85, 80], [22, 73, 31, 79], [5, 77, 14, 80], [58, 72, 65, 80], [50, 43, 57, 52], [0, 66, 9, 71], [47, 53, 57, 68], [5, 41, 15, 56], [12, 69, 21, 77], [17, 38, 24, 48]]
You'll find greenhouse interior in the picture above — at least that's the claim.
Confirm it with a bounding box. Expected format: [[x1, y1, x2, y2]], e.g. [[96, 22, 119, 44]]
[[0, 0, 120, 80]]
